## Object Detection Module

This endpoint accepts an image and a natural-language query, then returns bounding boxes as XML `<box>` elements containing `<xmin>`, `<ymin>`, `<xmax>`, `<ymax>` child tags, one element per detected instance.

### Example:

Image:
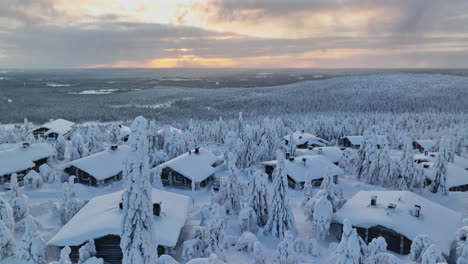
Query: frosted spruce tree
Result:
<box><xmin>70</xmin><ymin>133</ymin><xmax>86</xmax><ymax>161</ymax></box>
<box><xmin>455</xmin><ymin>219</ymin><xmax>468</xmax><ymax>264</ymax></box>
<box><xmin>247</xmin><ymin>170</ymin><xmax>269</xmax><ymax>226</ymax></box>
<box><xmin>302</xmin><ymin>176</ymin><xmax>313</xmax><ymax>205</ymax></box>
<box><xmin>207</xmin><ymin>203</ymin><xmax>225</xmax><ymax>255</ymax></box>
<box><xmin>147</xmin><ymin>120</ymin><xmax>159</xmax><ymax>154</ymax></box>
<box><xmin>431</xmin><ymin>136</ymin><xmax>450</xmax><ymax>194</ymax></box>
<box><xmin>378</xmin><ymin>145</ymin><xmax>394</xmax><ymax>186</ymax></box>
<box><xmin>274</xmin><ymin>231</ymin><xmax>299</xmax><ymax>264</ymax></box>
<box><xmin>0</xmin><ymin>219</ymin><xmax>15</xmax><ymax>259</ymax></box>
<box><xmin>10</xmin><ymin>193</ymin><xmax>30</xmax><ymax>222</ymax></box>
<box><xmin>242</xmin><ymin>125</ymin><xmax>258</xmax><ymax>168</ymax></box>
<box><xmin>421</xmin><ymin>245</ymin><xmax>446</xmax><ymax>264</ymax></box>
<box><xmin>109</xmin><ymin>122</ymin><xmax>121</xmax><ymax>144</ymax></box>
<box><xmin>39</xmin><ymin>164</ymin><xmax>52</xmax><ymax>184</ymax></box>
<box><xmin>16</xmin><ymin>215</ymin><xmax>45</xmax><ymax>264</ymax></box>
<box><xmin>0</xmin><ymin>197</ymin><xmax>14</xmax><ymax>231</ymax></box>
<box><xmin>265</xmin><ymin>150</ymin><xmax>296</xmax><ymax>238</ymax></box>
<box><xmin>120</xmin><ymin>116</ymin><xmax>156</xmax><ymax>264</ymax></box>
<box><xmin>222</xmin><ymin>152</ymin><xmax>242</xmax><ymax>215</ymax></box>
<box><xmin>311</xmin><ymin>195</ymin><xmax>333</xmax><ymax>240</ymax></box>
<box><xmin>78</xmin><ymin>239</ymin><xmax>97</xmax><ymax>264</ymax></box>
<box><xmin>399</xmin><ymin>139</ymin><xmax>417</xmax><ymax>191</ymax></box>
<box><xmin>9</xmin><ymin>173</ymin><xmax>19</xmax><ymax>198</ymax></box>
<box><xmin>56</xmin><ymin>134</ymin><xmax>66</xmax><ymax>161</ymax></box>
<box><xmin>61</xmin><ymin>176</ymin><xmax>84</xmax><ymax>224</ymax></box>
<box><xmin>50</xmin><ymin>246</ymin><xmax>72</xmax><ymax>264</ymax></box>
<box><xmin>336</xmin><ymin>219</ymin><xmax>368</xmax><ymax>264</ymax></box>
<box><xmin>410</xmin><ymin>235</ymin><xmax>433</xmax><ymax>263</ymax></box>
<box><xmin>253</xmin><ymin>241</ymin><xmax>267</xmax><ymax>264</ymax></box>
<box><xmin>87</xmin><ymin>126</ymin><xmax>103</xmax><ymax>155</ymax></box>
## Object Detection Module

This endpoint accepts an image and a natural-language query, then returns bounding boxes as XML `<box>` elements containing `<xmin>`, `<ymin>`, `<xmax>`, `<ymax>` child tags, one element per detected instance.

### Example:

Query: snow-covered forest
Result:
<box><xmin>0</xmin><ymin>73</ymin><xmax>468</xmax><ymax>264</ymax></box>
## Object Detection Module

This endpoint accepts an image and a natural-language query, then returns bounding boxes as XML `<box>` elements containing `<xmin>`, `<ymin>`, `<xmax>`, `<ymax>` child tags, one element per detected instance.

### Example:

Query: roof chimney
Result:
<box><xmin>371</xmin><ymin>195</ymin><xmax>377</xmax><ymax>206</ymax></box>
<box><xmin>153</xmin><ymin>202</ymin><xmax>161</xmax><ymax>216</ymax></box>
<box><xmin>302</xmin><ymin>157</ymin><xmax>307</xmax><ymax>166</ymax></box>
<box><xmin>301</xmin><ymin>129</ymin><xmax>305</xmax><ymax>133</ymax></box>
<box><xmin>288</xmin><ymin>157</ymin><xmax>295</xmax><ymax>162</ymax></box>
<box><xmin>414</xmin><ymin>205</ymin><xmax>421</xmax><ymax>218</ymax></box>
<box><xmin>387</xmin><ymin>203</ymin><xmax>396</xmax><ymax>209</ymax></box>
<box><xmin>189</xmin><ymin>150</ymin><xmax>191</xmax><ymax>155</ymax></box>
<box><xmin>298</xmin><ymin>136</ymin><xmax>302</xmax><ymax>140</ymax></box>
<box><xmin>308</xmin><ymin>146</ymin><xmax>313</xmax><ymax>150</ymax></box>
<box><xmin>194</xmin><ymin>147</ymin><xmax>200</xmax><ymax>154</ymax></box>
<box><xmin>22</xmin><ymin>142</ymin><xmax>30</xmax><ymax>148</ymax></box>
<box><xmin>110</xmin><ymin>145</ymin><xmax>118</xmax><ymax>151</ymax></box>
<box><xmin>424</xmin><ymin>150</ymin><xmax>428</xmax><ymax>156</ymax></box>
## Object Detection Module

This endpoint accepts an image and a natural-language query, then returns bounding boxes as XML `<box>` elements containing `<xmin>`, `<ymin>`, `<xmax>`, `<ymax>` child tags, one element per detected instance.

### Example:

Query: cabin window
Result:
<box><xmin>175</xmin><ymin>174</ymin><xmax>184</xmax><ymax>183</ymax></box>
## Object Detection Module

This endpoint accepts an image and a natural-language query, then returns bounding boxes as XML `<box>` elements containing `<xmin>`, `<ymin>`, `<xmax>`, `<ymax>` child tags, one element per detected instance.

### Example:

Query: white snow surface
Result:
<box><xmin>283</xmin><ymin>131</ymin><xmax>328</xmax><ymax>146</ymax></box>
<box><xmin>65</xmin><ymin>146</ymin><xmax>129</xmax><ymax>181</ymax></box>
<box><xmin>333</xmin><ymin>190</ymin><xmax>462</xmax><ymax>255</ymax></box>
<box><xmin>296</xmin><ymin>146</ymin><xmax>343</xmax><ymax>163</ymax></box>
<box><xmin>48</xmin><ymin>188</ymin><xmax>191</xmax><ymax>248</ymax></box>
<box><xmin>30</xmin><ymin>118</ymin><xmax>75</xmax><ymax>136</ymax></box>
<box><xmin>0</xmin><ymin>143</ymin><xmax>54</xmax><ymax>176</ymax></box>
<box><xmin>424</xmin><ymin>162</ymin><xmax>468</xmax><ymax>188</ymax></box>
<box><xmin>262</xmin><ymin>155</ymin><xmax>344</xmax><ymax>182</ymax></box>
<box><xmin>157</xmin><ymin>148</ymin><xmax>221</xmax><ymax>182</ymax></box>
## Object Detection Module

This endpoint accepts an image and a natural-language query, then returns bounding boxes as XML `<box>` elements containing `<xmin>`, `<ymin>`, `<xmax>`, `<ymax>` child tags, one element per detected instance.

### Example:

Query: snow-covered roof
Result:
<box><xmin>296</xmin><ymin>147</ymin><xmax>343</xmax><ymax>163</ymax></box>
<box><xmin>423</xmin><ymin>162</ymin><xmax>468</xmax><ymax>188</ymax></box>
<box><xmin>158</xmin><ymin>148</ymin><xmax>221</xmax><ymax>182</ymax></box>
<box><xmin>48</xmin><ymin>189</ymin><xmax>191</xmax><ymax>248</ymax></box>
<box><xmin>262</xmin><ymin>155</ymin><xmax>344</xmax><ymax>182</ymax></box>
<box><xmin>413</xmin><ymin>140</ymin><xmax>435</xmax><ymax>151</ymax></box>
<box><xmin>31</xmin><ymin>118</ymin><xmax>75</xmax><ymax>136</ymax></box>
<box><xmin>283</xmin><ymin>131</ymin><xmax>328</xmax><ymax>146</ymax></box>
<box><xmin>157</xmin><ymin>126</ymin><xmax>183</xmax><ymax>135</ymax></box>
<box><xmin>65</xmin><ymin>146</ymin><xmax>129</xmax><ymax>181</ymax></box>
<box><xmin>333</xmin><ymin>191</ymin><xmax>462</xmax><ymax>255</ymax></box>
<box><xmin>454</xmin><ymin>155</ymin><xmax>468</xmax><ymax>169</ymax></box>
<box><xmin>0</xmin><ymin>143</ymin><xmax>55</xmax><ymax>176</ymax></box>
<box><xmin>342</xmin><ymin>135</ymin><xmax>387</xmax><ymax>146</ymax></box>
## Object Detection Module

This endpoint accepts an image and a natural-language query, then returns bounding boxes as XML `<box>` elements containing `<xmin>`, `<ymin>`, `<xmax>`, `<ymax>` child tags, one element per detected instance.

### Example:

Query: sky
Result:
<box><xmin>1</xmin><ymin>0</ymin><xmax>468</xmax><ymax>68</ymax></box>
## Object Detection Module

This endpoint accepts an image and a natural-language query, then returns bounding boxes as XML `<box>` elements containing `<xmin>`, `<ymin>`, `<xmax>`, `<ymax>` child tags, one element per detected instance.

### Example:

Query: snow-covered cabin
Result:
<box><xmin>30</xmin><ymin>118</ymin><xmax>75</xmax><ymax>140</ymax></box>
<box><xmin>157</xmin><ymin>126</ymin><xmax>183</xmax><ymax>135</ymax></box>
<box><xmin>296</xmin><ymin>146</ymin><xmax>343</xmax><ymax>165</ymax></box>
<box><xmin>64</xmin><ymin>145</ymin><xmax>129</xmax><ymax>186</ymax></box>
<box><xmin>262</xmin><ymin>155</ymin><xmax>344</xmax><ymax>189</ymax></box>
<box><xmin>48</xmin><ymin>189</ymin><xmax>191</xmax><ymax>263</ymax></box>
<box><xmin>340</xmin><ymin>135</ymin><xmax>387</xmax><ymax>149</ymax></box>
<box><xmin>332</xmin><ymin>191</ymin><xmax>462</xmax><ymax>256</ymax></box>
<box><xmin>157</xmin><ymin>147</ymin><xmax>223</xmax><ymax>189</ymax></box>
<box><xmin>118</xmin><ymin>124</ymin><xmax>130</xmax><ymax>142</ymax></box>
<box><xmin>283</xmin><ymin>130</ymin><xmax>328</xmax><ymax>149</ymax></box>
<box><xmin>412</xmin><ymin>139</ymin><xmax>435</xmax><ymax>153</ymax></box>
<box><xmin>0</xmin><ymin>142</ymin><xmax>54</xmax><ymax>184</ymax></box>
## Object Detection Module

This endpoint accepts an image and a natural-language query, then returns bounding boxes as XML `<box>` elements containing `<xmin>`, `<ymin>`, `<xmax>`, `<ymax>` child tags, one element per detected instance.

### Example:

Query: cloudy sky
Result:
<box><xmin>1</xmin><ymin>0</ymin><xmax>468</xmax><ymax>68</ymax></box>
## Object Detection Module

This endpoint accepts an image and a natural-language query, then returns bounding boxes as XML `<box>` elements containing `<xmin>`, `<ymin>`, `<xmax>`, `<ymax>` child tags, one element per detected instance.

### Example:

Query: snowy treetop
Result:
<box><xmin>157</xmin><ymin>126</ymin><xmax>183</xmax><ymax>135</ymax></box>
<box><xmin>262</xmin><ymin>155</ymin><xmax>343</xmax><ymax>182</ymax></box>
<box><xmin>30</xmin><ymin>118</ymin><xmax>75</xmax><ymax>135</ymax></box>
<box><xmin>48</xmin><ymin>188</ymin><xmax>191</xmax><ymax>248</ymax></box>
<box><xmin>65</xmin><ymin>145</ymin><xmax>129</xmax><ymax>181</ymax></box>
<box><xmin>333</xmin><ymin>190</ymin><xmax>462</xmax><ymax>255</ymax></box>
<box><xmin>157</xmin><ymin>147</ymin><xmax>222</xmax><ymax>182</ymax></box>
<box><xmin>0</xmin><ymin>143</ymin><xmax>54</xmax><ymax>176</ymax></box>
<box><xmin>283</xmin><ymin>131</ymin><xmax>328</xmax><ymax>146</ymax></box>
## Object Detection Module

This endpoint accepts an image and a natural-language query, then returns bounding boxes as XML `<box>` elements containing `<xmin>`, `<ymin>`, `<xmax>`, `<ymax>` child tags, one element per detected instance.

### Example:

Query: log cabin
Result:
<box><xmin>30</xmin><ymin>118</ymin><xmax>75</xmax><ymax>140</ymax></box>
<box><xmin>412</xmin><ymin>140</ymin><xmax>435</xmax><ymax>153</ymax></box>
<box><xmin>283</xmin><ymin>130</ymin><xmax>328</xmax><ymax>149</ymax></box>
<box><xmin>340</xmin><ymin>135</ymin><xmax>387</xmax><ymax>149</ymax></box>
<box><xmin>48</xmin><ymin>189</ymin><xmax>191</xmax><ymax>264</ymax></box>
<box><xmin>332</xmin><ymin>191</ymin><xmax>462</xmax><ymax>258</ymax></box>
<box><xmin>262</xmin><ymin>154</ymin><xmax>343</xmax><ymax>189</ymax></box>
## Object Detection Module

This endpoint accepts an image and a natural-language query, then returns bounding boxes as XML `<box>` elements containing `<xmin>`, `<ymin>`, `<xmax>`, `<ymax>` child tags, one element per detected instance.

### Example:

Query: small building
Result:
<box><xmin>412</xmin><ymin>140</ymin><xmax>435</xmax><ymax>153</ymax></box>
<box><xmin>422</xmin><ymin>160</ymin><xmax>468</xmax><ymax>192</ymax></box>
<box><xmin>157</xmin><ymin>147</ymin><xmax>223</xmax><ymax>189</ymax></box>
<box><xmin>296</xmin><ymin>146</ymin><xmax>343</xmax><ymax>166</ymax></box>
<box><xmin>262</xmin><ymin>155</ymin><xmax>344</xmax><ymax>189</ymax></box>
<box><xmin>64</xmin><ymin>145</ymin><xmax>129</xmax><ymax>186</ymax></box>
<box><xmin>283</xmin><ymin>130</ymin><xmax>328</xmax><ymax>149</ymax></box>
<box><xmin>30</xmin><ymin>118</ymin><xmax>75</xmax><ymax>140</ymax></box>
<box><xmin>340</xmin><ymin>135</ymin><xmax>387</xmax><ymax>149</ymax></box>
<box><xmin>332</xmin><ymin>191</ymin><xmax>462</xmax><ymax>257</ymax></box>
<box><xmin>0</xmin><ymin>142</ymin><xmax>54</xmax><ymax>184</ymax></box>
<box><xmin>48</xmin><ymin>189</ymin><xmax>191</xmax><ymax>264</ymax></box>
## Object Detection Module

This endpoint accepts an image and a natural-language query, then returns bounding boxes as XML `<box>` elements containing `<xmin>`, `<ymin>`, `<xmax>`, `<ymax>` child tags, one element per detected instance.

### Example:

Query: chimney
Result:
<box><xmin>387</xmin><ymin>203</ymin><xmax>396</xmax><ymax>209</ymax></box>
<box><xmin>298</xmin><ymin>136</ymin><xmax>302</xmax><ymax>140</ymax></box>
<box><xmin>424</xmin><ymin>150</ymin><xmax>428</xmax><ymax>156</ymax></box>
<box><xmin>153</xmin><ymin>202</ymin><xmax>161</xmax><ymax>216</ymax></box>
<box><xmin>414</xmin><ymin>205</ymin><xmax>421</xmax><ymax>218</ymax></box>
<box><xmin>308</xmin><ymin>146</ymin><xmax>313</xmax><ymax>150</ymax></box>
<box><xmin>302</xmin><ymin>157</ymin><xmax>307</xmax><ymax>166</ymax></box>
<box><xmin>301</xmin><ymin>129</ymin><xmax>305</xmax><ymax>133</ymax></box>
<box><xmin>189</xmin><ymin>150</ymin><xmax>192</xmax><ymax>155</ymax></box>
<box><xmin>110</xmin><ymin>145</ymin><xmax>118</xmax><ymax>151</ymax></box>
<box><xmin>371</xmin><ymin>195</ymin><xmax>377</xmax><ymax>206</ymax></box>
<box><xmin>22</xmin><ymin>142</ymin><xmax>30</xmax><ymax>148</ymax></box>
<box><xmin>194</xmin><ymin>147</ymin><xmax>200</xmax><ymax>154</ymax></box>
<box><xmin>285</xmin><ymin>152</ymin><xmax>290</xmax><ymax>159</ymax></box>
<box><xmin>288</xmin><ymin>157</ymin><xmax>295</xmax><ymax>162</ymax></box>
<box><xmin>119</xmin><ymin>201</ymin><xmax>123</xmax><ymax>209</ymax></box>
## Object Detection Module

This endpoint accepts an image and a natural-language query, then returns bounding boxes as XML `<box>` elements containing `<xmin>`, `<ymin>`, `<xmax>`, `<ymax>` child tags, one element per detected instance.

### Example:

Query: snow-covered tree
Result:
<box><xmin>265</xmin><ymin>150</ymin><xmax>296</xmax><ymax>238</ymax></box>
<box><xmin>274</xmin><ymin>231</ymin><xmax>298</xmax><ymax>264</ymax></box>
<box><xmin>206</xmin><ymin>203</ymin><xmax>225</xmax><ymax>255</ymax></box>
<box><xmin>319</xmin><ymin>169</ymin><xmax>345</xmax><ymax>211</ymax></box>
<box><xmin>70</xmin><ymin>133</ymin><xmax>86</xmax><ymax>161</ymax></box>
<box><xmin>147</xmin><ymin>120</ymin><xmax>158</xmax><ymax>153</ymax></box>
<box><xmin>56</xmin><ymin>134</ymin><xmax>66</xmax><ymax>161</ymax></box>
<box><xmin>149</xmin><ymin>150</ymin><xmax>169</xmax><ymax>168</ymax></box>
<box><xmin>109</xmin><ymin>122</ymin><xmax>121</xmax><ymax>144</ymax></box>
<box><xmin>39</xmin><ymin>164</ymin><xmax>52</xmax><ymax>184</ymax></box>
<box><xmin>421</xmin><ymin>245</ymin><xmax>446</xmax><ymax>264</ymax></box>
<box><xmin>87</xmin><ymin>126</ymin><xmax>103</xmax><ymax>155</ymax></box>
<box><xmin>253</xmin><ymin>241</ymin><xmax>267</xmax><ymax>264</ymax></box>
<box><xmin>61</xmin><ymin>176</ymin><xmax>84</xmax><ymax>224</ymax></box>
<box><xmin>222</xmin><ymin>152</ymin><xmax>242</xmax><ymax>215</ymax></box>
<box><xmin>399</xmin><ymin>139</ymin><xmax>417</xmax><ymax>191</ymax></box>
<box><xmin>431</xmin><ymin>136</ymin><xmax>450</xmax><ymax>195</ymax></box>
<box><xmin>366</xmin><ymin>253</ymin><xmax>400</xmax><ymax>264</ymax></box>
<box><xmin>336</xmin><ymin>219</ymin><xmax>368</xmax><ymax>264</ymax></box>
<box><xmin>311</xmin><ymin>195</ymin><xmax>333</xmax><ymax>240</ymax></box>
<box><xmin>78</xmin><ymin>239</ymin><xmax>97</xmax><ymax>264</ymax></box>
<box><xmin>158</xmin><ymin>254</ymin><xmax>179</xmax><ymax>264</ymax></box>
<box><xmin>23</xmin><ymin>170</ymin><xmax>43</xmax><ymax>189</ymax></box>
<box><xmin>410</xmin><ymin>235</ymin><xmax>433</xmax><ymax>263</ymax></box>
<box><xmin>120</xmin><ymin>116</ymin><xmax>156</xmax><ymax>264</ymax></box>
<box><xmin>9</xmin><ymin>173</ymin><xmax>19</xmax><ymax>198</ymax></box>
<box><xmin>0</xmin><ymin>198</ymin><xmax>14</xmax><ymax>231</ymax></box>
<box><xmin>0</xmin><ymin>219</ymin><xmax>15</xmax><ymax>259</ymax></box>
<box><xmin>367</xmin><ymin>237</ymin><xmax>387</xmax><ymax>259</ymax></box>
<box><xmin>302</xmin><ymin>176</ymin><xmax>314</xmax><ymax>205</ymax></box>
<box><xmin>455</xmin><ymin>219</ymin><xmax>468</xmax><ymax>263</ymax></box>
<box><xmin>242</xmin><ymin>126</ymin><xmax>258</xmax><ymax>168</ymax></box>
<box><xmin>247</xmin><ymin>170</ymin><xmax>269</xmax><ymax>226</ymax></box>
<box><xmin>150</xmin><ymin>166</ymin><xmax>163</xmax><ymax>188</ymax></box>
<box><xmin>16</xmin><ymin>215</ymin><xmax>45</xmax><ymax>264</ymax></box>
<box><xmin>238</xmin><ymin>207</ymin><xmax>257</xmax><ymax>233</ymax></box>
<box><xmin>378</xmin><ymin>145</ymin><xmax>394</xmax><ymax>186</ymax></box>
<box><xmin>50</xmin><ymin>246</ymin><xmax>72</xmax><ymax>264</ymax></box>
<box><xmin>10</xmin><ymin>194</ymin><xmax>29</xmax><ymax>222</ymax></box>
<box><xmin>224</xmin><ymin>131</ymin><xmax>238</xmax><ymax>161</ymax></box>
